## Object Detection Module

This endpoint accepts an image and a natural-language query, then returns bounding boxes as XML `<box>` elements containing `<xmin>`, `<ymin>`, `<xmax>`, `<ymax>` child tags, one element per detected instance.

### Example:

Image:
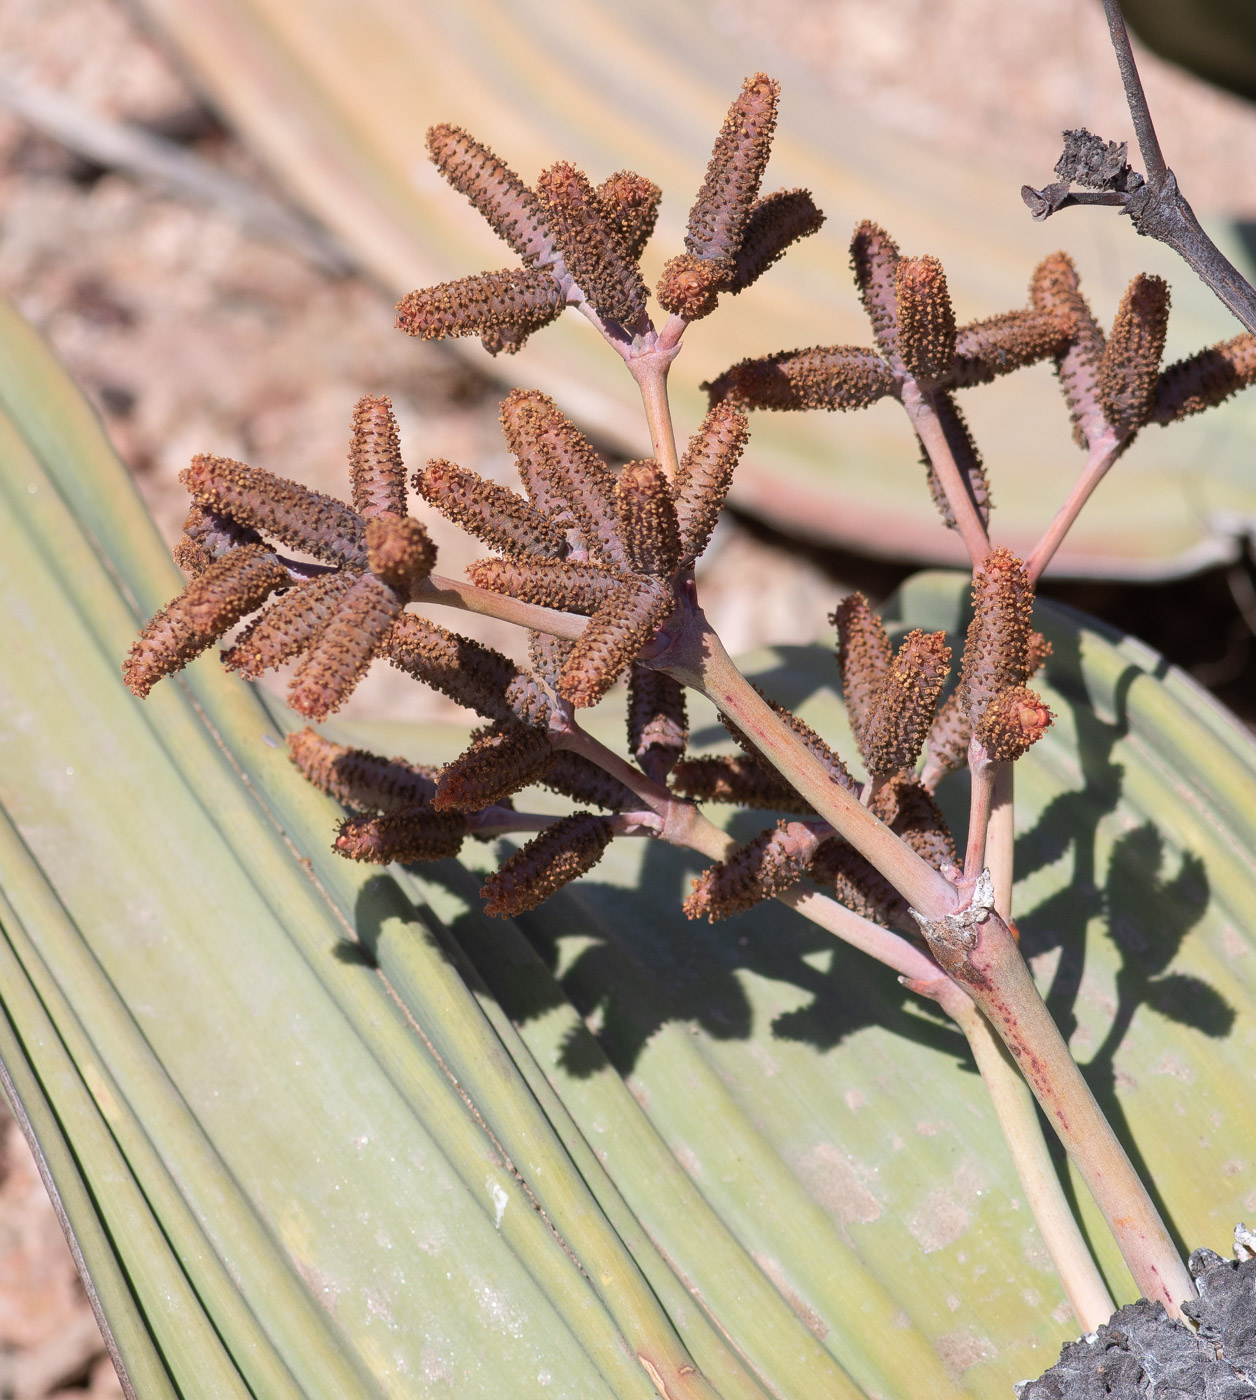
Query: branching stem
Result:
<box><xmin>552</xmin><ymin>720</ymin><xmax>1114</xmax><ymax>1327</ymax></box>
<box><xmin>1026</xmin><ymin>434</ymin><xmax>1124</xmax><ymax>585</ymax></box>
<box><xmin>950</xmin><ymin>742</ymin><xmax>1111</xmax><ymax>1322</ymax></box>
<box><xmin>779</xmin><ymin>887</ymin><xmax>946</xmax><ymax>986</ymax></box>
<box><xmin>964</xmin><ymin>741</ymin><xmax>997</xmax><ymax>889</ymax></box>
<box><xmin>654</xmin><ymin>604</ymin><xmax>960</xmax><ymax>919</ymax></box>
<box><xmin>1028</xmin><ymin>0</ymin><xmax>1256</xmax><ymax>335</ymax></box>
<box><xmin>949</xmin><ymin>996</ymin><xmax>1116</xmax><ymax>1329</ymax></box>
<box><xmin>899</xmin><ymin>382</ymin><xmax>990</xmax><ymax>566</ymax></box>
<box><xmin>632</xmin><ymin>355</ymin><xmax>684</xmax><ymax>483</ymax></box>
<box><xmin>548</xmin><ymin>722</ymin><xmax>704</xmax><ymax>848</ymax></box>
<box><xmin>410</xmin><ymin>573</ymin><xmax>589</xmax><ymax>639</ymax></box>
<box><xmin>986</xmin><ymin>762</ymin><xmax>1016</xmax><ymax>920</ymax></box>
<box><xmin>413</xmin><ymin>264</ymin><xmax>1183</xmax><ymax>1318</ymax></box>
<box><xmin>1150</xmin><ymin>195</ymin><xmax>1256</xmax><ymax>338</ymax></box>
<box><xmin>551</xmin><ymin>721</ymin><xmax>946</xmax><ymax>984</ymax></box>
<box><xmin>1100</xmin><ymin>0</ymin><xmax>1167</xmax><ymax>187</ymax></box>
<box><xmin>639</xmin><ymin>581</ymin><xmax>1170</xmax><ymax>1314</ymax></box>
<box><xmin>922</xmin><ymin>906</ymin><xmax>1194</xmax><ymax>1314</ymax></box>
<box><xmin>792</xmin><ymin>883</ymin><xmax>1114</xmax><ymax>1328</ymax></box>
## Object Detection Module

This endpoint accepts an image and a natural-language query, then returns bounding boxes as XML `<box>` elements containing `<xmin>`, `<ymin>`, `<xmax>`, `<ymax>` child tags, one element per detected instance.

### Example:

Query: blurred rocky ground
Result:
<box><xmin>712</xmin><ymin>0</ymin><xmax>1256</xmax><ymax>216</ymax></box>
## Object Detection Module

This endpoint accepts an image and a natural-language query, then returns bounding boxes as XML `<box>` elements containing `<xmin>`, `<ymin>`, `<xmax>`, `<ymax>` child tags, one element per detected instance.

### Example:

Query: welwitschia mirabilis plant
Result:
<box><xmin>118</xmin><ymin>42</ymin><xmax>1256</xmax><ymax>1353</ymax></box>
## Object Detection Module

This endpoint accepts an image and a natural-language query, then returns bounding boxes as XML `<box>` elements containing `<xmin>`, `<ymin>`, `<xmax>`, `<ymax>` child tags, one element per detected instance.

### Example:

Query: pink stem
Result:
<box><xmin>778</xmin><ymin>887</ymin><xmax>947</xmax><ymax>985</ymax></box>
<box><xmin>899</xmin><ymin>380</ymin><xmax>990</xmax><ymax>566</ymax></box>
<box><xmin>1026</xmin><ymin>434</ymin><xmax>1124</xmax><ymax>585</ymax></box>
<box><xmin>986</xmin><ymin>763</ymin><xmax>1016</xmax><ymax>918</ymax></box>
<box><xmin>410</xmin><ymin>574</ymin><xmax>588</xmax><ymax>639</ymax></box>
<box><xmin>554</xmin><ymin>712</ymin><xmax>1119</xmax><ymax>1323</ymax></box>
<box><xmin>963</xmin><ymin>741</ymin><xmax>997</xmax><ymax>883</ymax></box>
<box><xmin>630</xmin><ymin>349</ymin><xmax>685</xmax><ymax>484</ymax></box>
<box><xmin>922</xmin><ymin>907</ymin><xmax>1194</xmax><ymax>1315</ymax></box>
<box><xmin>652</xmin><ymin>611</ymin><xmax>1186</xmax><ymax>1308</ymax></box>
<box><xmin>468</xmin><ymin>807</ymin><xmax>662</xmax><ymax>839</ymax></box>
<box><xmin>947</xmin><ymin>995</ymin><xmax>1117</xmax><ymax>1329</ymax></box>
<box><xmin>568</xmin><ymin>286</ymin><xmax>641</xmax><ymax>363</ymax></box>
<box><xmin>659</xmin><ymin>612</ymin><xmax>959</xmax><ymax>920</ymax></box>
<box><xmin>551</xmin><ymin>724</ymin><xmax>669</xmax><ymax>813</ymax></box>
<box><xmin>655</xmin><ymin>314</ymin><xmax>687</xmax><ymax>353</ymax></box>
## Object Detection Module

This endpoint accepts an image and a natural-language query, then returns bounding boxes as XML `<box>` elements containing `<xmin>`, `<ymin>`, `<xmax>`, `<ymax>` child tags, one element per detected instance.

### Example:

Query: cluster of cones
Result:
<box><xmin>122</xmin><ymin>67</ymin><xmax>1256</xmax><ymax>926</ymax></box>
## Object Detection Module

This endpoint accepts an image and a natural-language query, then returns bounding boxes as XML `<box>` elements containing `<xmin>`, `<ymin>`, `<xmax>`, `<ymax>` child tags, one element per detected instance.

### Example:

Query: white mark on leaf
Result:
<box><xmin>487</xmin><ymin>1177</ymin><xmax>508</xmax><ymax>1229</ymax></box>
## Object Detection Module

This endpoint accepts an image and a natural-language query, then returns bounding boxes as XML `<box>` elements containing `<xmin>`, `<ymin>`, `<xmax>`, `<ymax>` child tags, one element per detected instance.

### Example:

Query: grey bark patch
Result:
<box><xmin>1015</xmin><ymin>1251</ymin><xmax>1256</xmax><ymax>1398</ymax></box>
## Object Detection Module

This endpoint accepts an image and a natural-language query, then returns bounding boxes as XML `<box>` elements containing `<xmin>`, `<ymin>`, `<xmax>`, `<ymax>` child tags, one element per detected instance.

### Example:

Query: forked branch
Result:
<box><xmin>1023</xmin><ymin>0</ymin><xmax>1256</xmax><ymax>336</ymax></box>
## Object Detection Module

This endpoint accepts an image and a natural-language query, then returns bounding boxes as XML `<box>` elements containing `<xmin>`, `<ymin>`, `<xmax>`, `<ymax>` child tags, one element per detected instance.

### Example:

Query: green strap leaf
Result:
<box><xmin>4</xmin><ymin>291</ymin><xmax>1256</xmax><ymax>1398</ymax></box>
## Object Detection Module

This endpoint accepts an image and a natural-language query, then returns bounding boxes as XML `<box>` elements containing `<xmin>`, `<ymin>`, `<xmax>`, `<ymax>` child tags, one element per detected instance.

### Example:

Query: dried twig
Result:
<box><xmin>1020</xmin><ymin>2</ymin><xmax>1256</xmax><ymax>336</ymax></box>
